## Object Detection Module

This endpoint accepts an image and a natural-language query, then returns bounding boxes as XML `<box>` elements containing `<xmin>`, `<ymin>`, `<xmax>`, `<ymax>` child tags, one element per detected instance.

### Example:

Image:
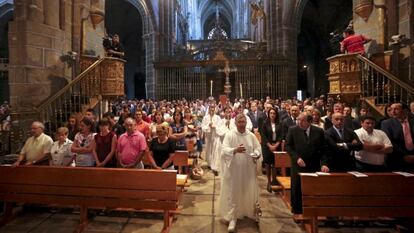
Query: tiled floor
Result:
<box><xmin>0</xmin><ymin>166</ymin><xmax>399</xmax><ymax>233</ymax></box>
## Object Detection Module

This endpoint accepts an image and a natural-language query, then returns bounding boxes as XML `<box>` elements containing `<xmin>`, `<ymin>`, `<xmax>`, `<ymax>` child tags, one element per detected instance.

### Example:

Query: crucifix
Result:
<box><xmin>218</xmin><ymin>60</ymin><xmax>237</xmax><ymax>96</ymax></box>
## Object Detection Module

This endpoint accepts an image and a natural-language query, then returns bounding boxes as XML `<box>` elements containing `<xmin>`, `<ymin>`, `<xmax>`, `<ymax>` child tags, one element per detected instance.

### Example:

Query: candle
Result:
<box><xmin>210</xmin><ymin>80</ymin><xmax>213</xmax><ymax>96</ymax></box>
<box><xmin>240</xmin><ymin>82</ymin><xmax>243</xmax><ymax>98</ymax></box>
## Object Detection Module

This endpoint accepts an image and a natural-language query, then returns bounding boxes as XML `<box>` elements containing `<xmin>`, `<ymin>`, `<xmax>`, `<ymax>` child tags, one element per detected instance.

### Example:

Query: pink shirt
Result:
<box><xmin>117</xmin><ymin>131</ymin><xmax>147</xmax><ymax>165</ymax></box>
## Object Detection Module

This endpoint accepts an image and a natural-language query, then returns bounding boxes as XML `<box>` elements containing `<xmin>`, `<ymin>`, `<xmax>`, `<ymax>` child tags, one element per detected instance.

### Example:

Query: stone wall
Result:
<box><xmin>353</xmin><ymin>0</ymin><xmax>413</xmax><ymax>84</ymax></box>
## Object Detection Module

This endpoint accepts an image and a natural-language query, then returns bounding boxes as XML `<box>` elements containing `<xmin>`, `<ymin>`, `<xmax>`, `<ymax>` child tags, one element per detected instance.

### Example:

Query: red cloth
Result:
<box><xmin>341</xmin><ymin>34</ymin><xmax>367</xmax><ymax>54</ymax></box>
<box><xmin>94</xmin><ymin>131</ymin><xmax>116</xmax><ymax>167</ymax></box>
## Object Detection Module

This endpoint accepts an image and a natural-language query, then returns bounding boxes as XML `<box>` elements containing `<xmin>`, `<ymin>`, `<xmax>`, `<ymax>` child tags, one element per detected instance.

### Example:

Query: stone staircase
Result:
<box><xmin>327</xmin><ymin>53</ymin><xmax>414</xmax><ymax>117</ymax></box>
<box><xmin>35</xmin><ymin>56</ymin><xmax>125</xmax><ymax>135</ymax></box>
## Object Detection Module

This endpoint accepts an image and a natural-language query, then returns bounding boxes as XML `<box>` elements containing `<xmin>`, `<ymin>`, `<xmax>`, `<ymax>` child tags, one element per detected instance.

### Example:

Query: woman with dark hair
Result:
<box><xmin>377</xmin><ymin>103</ymin><xmax>393</xmax><ymax>129</ymax></box>
<box><xmin>261</xmin><ymin>108</ymin><xmax>283</xmax><ymax>192</ymax></box>
<box><xmin>93</xmin><ymin>117</ymin><xmax>117</xmax><ymax>167</ymax></box>
<box><xmin>66</xmin><ymin>114</ymin><xmax>80</xmax><ymax>141</ymax></box>
<box><xmin>71</xmin><ymin>117</ymin><xmax>96</xmax><ymax>167</ymax></box>
<box><xmin>169</xmin><ymin>111</ymin><xmax>188</xmax><ymax>151</ymax></box>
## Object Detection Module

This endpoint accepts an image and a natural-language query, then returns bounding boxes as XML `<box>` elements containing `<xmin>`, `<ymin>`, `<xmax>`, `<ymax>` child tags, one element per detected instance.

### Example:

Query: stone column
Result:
<box><xmin>8</xmin><ymin>0</ymin><xmax>77</xmax><ymax>152</ymax></box>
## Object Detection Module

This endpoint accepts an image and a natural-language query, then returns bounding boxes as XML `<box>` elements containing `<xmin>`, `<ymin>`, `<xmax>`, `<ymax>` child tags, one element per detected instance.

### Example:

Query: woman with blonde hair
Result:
<box><xmin>148</xmin><ymin>124</ymin><xmax>176</xmax><ymax>169</ymax></box>
<box><xmin>50</xmin><ymin>127</ymin><xmax>74</xmax><ymax>166</ymax></box>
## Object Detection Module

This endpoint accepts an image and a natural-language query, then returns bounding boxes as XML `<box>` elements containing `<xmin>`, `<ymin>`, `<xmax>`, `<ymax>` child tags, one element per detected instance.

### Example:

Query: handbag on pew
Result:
<box><xmin>191</xmin><ymin>158</ymin><xmax>204</xmax><ymax>180</ymax></box>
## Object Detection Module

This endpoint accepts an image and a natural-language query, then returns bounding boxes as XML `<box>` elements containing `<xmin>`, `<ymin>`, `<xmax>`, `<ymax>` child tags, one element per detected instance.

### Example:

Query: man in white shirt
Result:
<box><xmin>13</xmin><ymin>121</ymin><xmax>53</xmax><ymax>166</ymax></box>
<box><xmin>354</xmin><ymin>115</ymin><xmax>393</xmax><ymax>172</ymax></box>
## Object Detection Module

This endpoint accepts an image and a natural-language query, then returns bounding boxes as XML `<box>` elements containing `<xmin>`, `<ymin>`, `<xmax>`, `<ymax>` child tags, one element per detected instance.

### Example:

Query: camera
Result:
<box><xmin>103</xmin><ymin>34</ymin><xmax>113</xmax><ymax>50</ymax></box>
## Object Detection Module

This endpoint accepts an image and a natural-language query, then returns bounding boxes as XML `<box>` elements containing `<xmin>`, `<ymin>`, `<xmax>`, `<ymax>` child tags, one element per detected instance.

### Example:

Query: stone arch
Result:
<box><xmin>199</xmin><ymin>0</ymin><xmax>234</xmax><ymax>39</ymax></box>
<box><xmin>115</xmin><ymin>0</ymin><xmax>157</xmax><ymax>98</ymax></box>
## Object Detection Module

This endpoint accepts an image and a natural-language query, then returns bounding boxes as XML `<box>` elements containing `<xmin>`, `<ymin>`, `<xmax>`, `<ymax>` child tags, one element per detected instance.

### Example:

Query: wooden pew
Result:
<box><xmin>273</xmin><ymin>151</ymin><xmax>291</xmax><ymax>208</ymax></box>
<box><xmin>300</xmin><ymin>172</ymin><xmax>414</xmax><ymax>233</ymax></box>
<box><xmin>173</xmin><ymin>150</ymin><xmax>191</xmax><ymax>174</ymax></box>
<box><xmin>0</xmin><ymin>166</ymin><xmax>179</xmax><ymax>233</ymax></box>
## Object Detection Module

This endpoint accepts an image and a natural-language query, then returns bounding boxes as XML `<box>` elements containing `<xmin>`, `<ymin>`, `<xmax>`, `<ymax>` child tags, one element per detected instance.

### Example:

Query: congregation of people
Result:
<box><xmin>9</xmin><ymin>95</ymin><xmax>414</xmax><ymax>232</ymax></box>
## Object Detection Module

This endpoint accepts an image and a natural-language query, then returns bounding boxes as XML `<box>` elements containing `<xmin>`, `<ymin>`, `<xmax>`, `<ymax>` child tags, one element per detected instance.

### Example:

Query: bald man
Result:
<box><xmin>13</xmin><ymin>121</ymin><xmax>53</xmax><ymax>166</ymax></box>
<box><xmin>325</xmin><ymin>113</ymin><xmax>363</xmax><ymax>172</ymax></box>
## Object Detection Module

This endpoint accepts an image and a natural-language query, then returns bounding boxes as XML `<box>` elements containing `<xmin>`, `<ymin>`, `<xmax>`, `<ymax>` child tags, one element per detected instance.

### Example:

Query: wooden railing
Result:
<box><xmin>35</xmin><ymin>57</ymin><xmax>125</xmax><ymax>135</ymax></box>
<box><xmin>358</xmin><ymin>54</ymin><xmax>414</xmax><ymax>107</ymax></box>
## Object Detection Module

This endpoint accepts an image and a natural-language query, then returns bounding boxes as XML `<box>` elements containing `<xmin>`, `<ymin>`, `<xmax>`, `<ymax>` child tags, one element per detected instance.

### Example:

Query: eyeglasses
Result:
<box><xmin>80</xmin><ymin>139</ymin><xmax>86</xmax><ymax>147</ymax></box>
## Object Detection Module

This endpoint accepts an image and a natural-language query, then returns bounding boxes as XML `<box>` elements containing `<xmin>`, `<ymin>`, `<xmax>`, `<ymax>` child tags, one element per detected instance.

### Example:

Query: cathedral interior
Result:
<box><xmin>0</xmin><ymin>0</ymin><xmax>413</xmax><ymax>232</ymax></box>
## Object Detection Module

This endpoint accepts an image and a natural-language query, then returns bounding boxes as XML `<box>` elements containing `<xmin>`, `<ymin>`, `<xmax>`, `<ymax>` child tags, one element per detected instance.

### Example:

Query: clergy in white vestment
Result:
<box><xmin>202</xmin><ymin>103</ymin><xmax>223</xmax><ymax>174</ymax></box>
<box><xmin>219</xmin><ymin>114</ymin><xmax>262</xmax><ymax>232</ymax></box>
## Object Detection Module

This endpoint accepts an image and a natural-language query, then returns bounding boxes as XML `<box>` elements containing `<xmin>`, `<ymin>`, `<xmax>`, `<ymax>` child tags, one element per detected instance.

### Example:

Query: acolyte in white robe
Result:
<box><xmin>202</xmin><ymin>114</ymin><xmax>223</xmax><ymax>171</ymax></box>
<box><xmin>218</xmin><ymin>129</ymin><xmax>262</xmax><ymax>222</ymax></box>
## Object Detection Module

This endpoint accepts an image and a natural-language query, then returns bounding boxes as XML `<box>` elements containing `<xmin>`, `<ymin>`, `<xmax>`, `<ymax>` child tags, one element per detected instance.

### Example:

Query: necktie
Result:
<box><xmin>304</xmin><ymin>130</ymin><xmax>309</xmax><ymax>141</ymax></box>
<box><xmin>402</xmin><ymin>120</ymin><xmax>414</xmax><ymax>151</ymax></box>
<box><xmin>339</xmin><ymin>129</ymin><xmax>344</xmax><ymax>140</ymax></box>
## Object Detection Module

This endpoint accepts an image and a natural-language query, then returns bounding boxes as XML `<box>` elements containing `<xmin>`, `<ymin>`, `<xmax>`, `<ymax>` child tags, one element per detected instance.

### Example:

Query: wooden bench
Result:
<box><xmin>273</xmin><ymin>151</ymin><xmax>291</xmax><ymax>208</ymax></box>
<box><xmin>0</xmin><ymin>166</ymin><xmax>179</xmax><ymax>233</ymax></box>
<box><xmin>300</xmin><ymin>172</ymin><xmax>414</xmax><ymax>233</ymax></box>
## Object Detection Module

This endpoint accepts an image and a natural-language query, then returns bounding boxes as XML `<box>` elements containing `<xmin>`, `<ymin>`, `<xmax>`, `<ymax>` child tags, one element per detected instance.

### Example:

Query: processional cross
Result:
<box><xmin>218</xmin><ymin>60</ymin><xmax>237</xmax><ymax>96</ymax></box>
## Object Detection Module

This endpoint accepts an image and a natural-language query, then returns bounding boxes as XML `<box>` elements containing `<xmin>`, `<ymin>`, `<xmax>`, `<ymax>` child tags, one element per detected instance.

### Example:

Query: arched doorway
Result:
<box><xmin>105</xmin><ymin>0</ymin><xmax>149</xmax><ymax>100</ymax></box>
<box><xmin>297</xmin><ymin>0</ymin><xmax>352</xmax><ymax>97</ymax></box>
<box><xmin>0</xmin><ymin>1</ymin><xmax>13</xmax><ymax>103</ymax></box>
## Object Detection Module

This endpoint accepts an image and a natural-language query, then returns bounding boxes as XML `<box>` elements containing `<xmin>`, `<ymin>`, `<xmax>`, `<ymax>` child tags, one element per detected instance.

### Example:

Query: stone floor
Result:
<box><xmin>0</xmin><ymin>167</ymin><xmax>399</xmax><ymax>233</ymax></box>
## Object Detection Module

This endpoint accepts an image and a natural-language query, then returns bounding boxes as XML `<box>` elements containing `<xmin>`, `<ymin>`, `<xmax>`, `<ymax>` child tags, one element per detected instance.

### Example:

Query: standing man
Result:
<box><xmin>286</xmin><ymin>113</ymin><xmax>329</xmax><ymax>220</ymax></box>
<box><xmin>281</xmin><ymin>104</ymin><xmax>300</xmax><ymax>140</ymax></box>
<box><xmin>117</xmin><ymin>118</ymin><xmax>147</xmax><ymax>168</ymax></box>
<box><xmin>13</xmin><ymin>121</ymin><xmax>53</xmax><ymax>166</ymax></box>
<box><xmin>104</xmin><ymin>34</ymin><xmax>125</xmax><ymax>58</ymax></box>
<box><xmin>381</xmin><ymin>103</ymin><xmax>414</xmax><ymax>171</ymax></box>
<box><xmin>340</xmin><ymin>28</ymin><xmax>371</xmax><ymax>55</ymax></box>
<box><xmin>325</xmin><ymin>112</ymin><xmax>363</xmax><ymax>172</ymax></box>
<box><xmin>202</xmin><ymin>103</ymin><xmax>223</xmax><ymax>175</ymax></box>
<box><xmin>354</xmin><ymin>115</ymin><xmax>393</xmax><ymax>172</ymax></box>
<box><xmin>219</xmin><ymin>114</ymin><xmax>262</xmax><ymax>232</ymax></box>
<box><xmin>248</xmin><ymin>101</ymin><xmax>265</xmax><ymax>132</ymax></box>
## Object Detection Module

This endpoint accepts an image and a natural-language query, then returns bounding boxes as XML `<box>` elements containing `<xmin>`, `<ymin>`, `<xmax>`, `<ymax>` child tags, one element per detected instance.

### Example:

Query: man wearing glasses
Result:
<box><xmin>13</xmin><ymin>121</ymin><xmax>53</xmax><ymax>166</ymax></box>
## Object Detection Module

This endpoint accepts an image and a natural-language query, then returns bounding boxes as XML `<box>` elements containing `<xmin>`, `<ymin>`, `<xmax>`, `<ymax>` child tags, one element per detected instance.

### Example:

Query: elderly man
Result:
<box><xmin>117</xmin><ymin>118</ymin><xmax>147</xmax><ymax>168</ymax></box>
<box><xmin>354</xmin><ymin>115</ymin><xmax>393</xmax><ymax>172</ymax></box>
<box><xmin>286</xmin><ymin>112</ymin><xmax>329</xmax><ymax>220</ymax></box>
<box><xmin>219</xmin><ymin>114</ymin><xmax>262</xmax><ymax>232</ymax></box>
<box><xmin>13</xmin><ymin>121</ymin><xmax>53</xmax><ymax>166</ymax></box>
<box><xmin>325</xmin><ymin>112</ymin><xmax>363</xmax><ymax>172</ymax></box>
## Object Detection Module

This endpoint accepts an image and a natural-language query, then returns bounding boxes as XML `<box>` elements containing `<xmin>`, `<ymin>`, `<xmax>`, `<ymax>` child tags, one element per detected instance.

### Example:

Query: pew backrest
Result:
<box><xmin>300</xmin><ymin>173</ymin><xmax>414</xmax><ymax>217</ymax></box>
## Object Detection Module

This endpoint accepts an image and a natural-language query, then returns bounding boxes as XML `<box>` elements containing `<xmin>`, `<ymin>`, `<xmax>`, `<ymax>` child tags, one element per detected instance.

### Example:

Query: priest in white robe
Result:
<box><xmin>202</xmin><ymin>103</ymin><xmax>223</xmax><ymax>174</ymax></box>
<box><xmin>218</xmin><ymin>114</ymin><xmax>262</xmax><ymax>232</ymax></box>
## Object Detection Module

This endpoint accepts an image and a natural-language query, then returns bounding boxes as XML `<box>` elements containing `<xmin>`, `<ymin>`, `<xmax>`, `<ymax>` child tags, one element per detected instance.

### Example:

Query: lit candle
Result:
<box><xmin>240</xmin><ymin>82</ymin><xmax>243</xmax><ymax>98</ymax></box>
<box><xmin>210</xmin><ymin>80</ymin><xmax>213</xmax><ymax>96</ymax></box>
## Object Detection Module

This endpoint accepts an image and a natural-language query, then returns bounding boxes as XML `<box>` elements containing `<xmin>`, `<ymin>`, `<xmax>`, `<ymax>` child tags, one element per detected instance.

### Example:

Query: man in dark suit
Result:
<box><xmin>248</xmin><ymin>101</ymin><xmax>265</xmax><ymax>132</ymax></box>
<box><xmin>282</xmin><ymin>104</ymin><xmax>300</xmax><ymax>140</ymax></box>
<box><xmin>324</xmin><ymin>103</ymin><xmax>353</xmax><ymax>130</ymax></box>
<box><xmin>315</xmin><ymin>99</ymin><xmax>326</xmax><ymax>117</ymax></box>
<box><xmin>278</xmin><ymin>102</ymin><xmax>290</xmax><ymax>123</ymax></box>
<box><xmin>286</xmin><ymin>112</ymin><xmax>329</xmax><ymax>219</ymax></box>
<box><xmin>381</xmin><ymin>103</ymin><xmax>414</xmax><ymax>171</ymax></box>
<box><xmin>325</xmin><ymin>113</ymin><xmax>363</xmax><ymax>172</ymax></box>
